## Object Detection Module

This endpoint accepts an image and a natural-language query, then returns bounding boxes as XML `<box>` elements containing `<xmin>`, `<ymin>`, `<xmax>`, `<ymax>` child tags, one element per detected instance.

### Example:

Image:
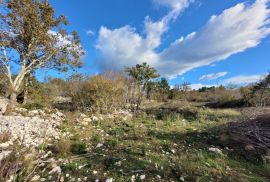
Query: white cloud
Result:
<box><xmin>159</xmin><ymin>0</ymin><xmax>270</xmax><ymax>76</ymax></box>
<box><xmin>86</xmin><ymin>30</ymin><xmax>95</xmax><ymax>36</ymax></box>
<box><xmin>96</xmin><ymin>26</ymin><xmax>159</xmax><ymax>71</ymax></box>
<box><xmin>153</xmin><ymin>0</ymin><xmax>194</xmax><ymax>20</ymax></box>
<box><xmin>96</xmin><ymin>0</ymin><xmax>270</xmax><ymax>77</ymax></box>
<box><xmin>190</xmin><ymin>83</ymin><xmax>217</xmax><ymax>90</ymax></box>
<box><xmin>95</xmin><ymin>0</ymin><xmax>187</xmax><ymax>71</ymax></box>
<box><xmin>224</xmin><ymin>74</ymin><xmax>265</xmax><ymax>85</ymax></box>
<box><xmin>199</xmin><ymin>72</ymin><xmax>227</xmax><ymax>80</ymax></box>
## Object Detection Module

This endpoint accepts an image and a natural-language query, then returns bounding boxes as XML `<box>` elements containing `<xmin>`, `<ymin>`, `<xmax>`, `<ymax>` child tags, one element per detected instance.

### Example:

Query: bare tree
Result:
<box><xmin>0</xmin><ymin>0</ymin><xmax>84</xmax><ymax>114</ymax></box>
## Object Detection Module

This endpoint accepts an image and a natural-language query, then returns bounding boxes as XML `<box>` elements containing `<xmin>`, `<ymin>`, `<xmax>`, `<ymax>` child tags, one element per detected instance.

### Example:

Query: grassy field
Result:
<box><xmin>42</xmin><ymin>105</ymin><xmax>270</xmax><ymax>182</ymax></box>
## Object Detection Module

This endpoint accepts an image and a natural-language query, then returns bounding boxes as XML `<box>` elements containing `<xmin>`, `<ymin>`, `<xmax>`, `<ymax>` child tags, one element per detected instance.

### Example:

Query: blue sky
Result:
<box><xmin>47</xmin><ymin>0</ymin><xmax>270</xmax><ymax>89</ymax></box>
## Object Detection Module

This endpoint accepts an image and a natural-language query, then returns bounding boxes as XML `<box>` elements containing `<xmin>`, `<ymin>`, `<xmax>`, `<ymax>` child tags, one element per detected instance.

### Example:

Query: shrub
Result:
<box><xmin>155</xmin><ymin>111</ymin><xmax>182</xmax><ymax>122</ymax></box>
<box><xmin>0</xmin><ymin>131</ymin><xmax>11</xmax><ymax>143</ymax></box>
<box><xmin>70</xmin><ymin>143</ymin><xmax>87</xmax><ymax>155</ymax></box>
<box><xmin>23</xmin><ymin>79</ymin><xmax>53</xmax><ymax>109</ymax></box>
<box><xmin>71</xmin><ymin>72</ymin><xmax>126</xmax><ymax>113</ymax></box>
<box><xmin>0</xmin><ymin>73</ymin><xmax>9</xmax><ymax>96</ymax></box>
<box><xmin>22</xmin><ymin>102</ymin><xmax>44</xmax><ymax>110</ymax></box>
<box><xmin>50</xmin><ymin>138</ymin><xmax>71</xmax><ymax>156</ymax></box>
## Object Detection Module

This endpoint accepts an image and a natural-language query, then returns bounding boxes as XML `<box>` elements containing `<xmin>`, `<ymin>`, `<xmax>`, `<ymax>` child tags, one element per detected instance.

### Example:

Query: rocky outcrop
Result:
<box><xmin>0</xmin><ymin>109</ymin><xmax>65</xmax><ymax>148</ymax></box>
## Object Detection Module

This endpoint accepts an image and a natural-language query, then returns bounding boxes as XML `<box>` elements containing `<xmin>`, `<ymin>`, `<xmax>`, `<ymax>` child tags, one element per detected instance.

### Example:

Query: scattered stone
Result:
<box><xmin>180</xmin><ymin>176</ymin><xmax>185</xmax><ymax>181</ymax></box>
<box><xmin>114</xmin><ymin>161</ymin><xmax>122</xmax><ymax>166</ymax></box>
<box><xmin>96</xmin><ymin>143</ymin><xmax>103</xmax><ymax>148</ymax></box>
<box><xmin>0</xmin><ymin>142</ymin><xmax>12</xmax><ymax>149</ymax></box>
<box><xmin>0</xmin><ymin>150</ymin><xmax>12</xmax><ymax>162</ymax></box>
<box><xmin>78</xmin><ymin>165</ymin><xmax>86</xmax><ymax>169</ymax></box>
<box><xmin>131</xmin><ymin>175</ymin><xmax>136</xmax><ymax>182</ymax></box>
<box><xmin>83</xmin><ymin>117</ymin><xmax>92</xmax><ymax>123</ymax></box>
<box><xmin>105</xmin><ymin>178</ymin><xmax>113</xmax><ymax>182</ymax></box>
<box><xmin>140</xmin><ymin>175</ymin><xmax>146</xmax><ymax>180</ymax></box>
<box><xmin>170</xmin><ymin>149</ymin><xmax>176</xmax><ymax>154</ymax></box>
<box><xmin>209</xmin><ymin>147</ymin><xmax>223</xmax><ymax>155</ymax></box>
<box><xmin>92</xmin><ymin>116</ymin><xmax>99</xmax><ymax>121</ymax></box>
<box><xmin>0</xmin><ymin>111</ymin><xmax>62</xmax><ymax>148</ymax></box>
<box><xmin>54</xmin><ymin>96</ymin><xmax>72</xmax><ymax>104</ymax></box>
<box><xmin>31</xmin><ymin>175</ymin><xmax>40</xmax><ymax>181</ymax></box>
<box><xmin>49</xmin><ymin>165</ymin><xmax>61</xmax><ymax>174</ymax></box>
<box><xmin>15</xmin><ymin>107</ymin><xmax>28</xmax><ymax>114</ymax></box>
<box><xmin>60</xmin><ymin>176</ymin><xmax>64</xmax><ymax>182</ymax></box>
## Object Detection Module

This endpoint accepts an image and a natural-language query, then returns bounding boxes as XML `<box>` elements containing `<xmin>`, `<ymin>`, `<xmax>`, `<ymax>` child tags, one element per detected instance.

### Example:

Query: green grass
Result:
<box><xmin>39</xmin><ymin>108</ymin><xmax>269</xmax><ymax>182</ymax></box>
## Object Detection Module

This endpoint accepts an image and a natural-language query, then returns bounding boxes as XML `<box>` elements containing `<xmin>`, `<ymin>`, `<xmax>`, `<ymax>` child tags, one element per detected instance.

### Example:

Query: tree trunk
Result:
<box><xmin>23</xmin><ymin>88</ymin><xmax>28</xmax><ymax>104</ymax></box>
<box><xmin>23</xmin><ymin>77</ymin><xmax>29</xmax><ymax>105</ymax></box>
<box><xmin>3</xmin><ymin>92</ymin><xmax>17</xmax><ymax>115</ymax></box>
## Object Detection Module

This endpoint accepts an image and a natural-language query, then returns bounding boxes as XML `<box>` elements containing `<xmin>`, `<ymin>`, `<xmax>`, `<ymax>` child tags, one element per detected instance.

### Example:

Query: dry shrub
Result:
<box><xmin>0</xmin><ymin>131</ymin><xmax>11</xmax><ymax>143</ymax></box>
<box><xmin>71</xmin><ymin>72</ymin><xmax>127</xmax><ymax>113</ymax></box>
<box><xmin>22</xmin><ymin>79</ymin><xmax>54</xmax><ymax>109</ymax></box>
<box><xmin>0</xmin><ymin>148</ymin><xmax>37</xmax><ymax>181</ymax></box>
<box><xmin>50</xmin><ymin>138</ymin><xmax>72</xmax><ymax>156</ymax></box>
<box><xmin>0</xmin><ymin>73</ymin><xmax>9</xmax><ymax>97</ymax></box>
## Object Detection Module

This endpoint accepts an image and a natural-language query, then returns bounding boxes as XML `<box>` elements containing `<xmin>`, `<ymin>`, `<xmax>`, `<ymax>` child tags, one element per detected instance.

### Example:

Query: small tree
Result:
<box><xmin>158</xmin><ymin>77</ymin><xmax>170</xmax><ymax>101</ymax></box>
<box><xmin>252</xmin><ymin>73</ymin><xmax>270</xmax><ymax>107</ymax></box>
<box><xmin>240</xmin><ymin>86</ymin><xmax>253</xmax><ymax>106</ymax></box>
<box><xmin>168</xmin><ymin>84</ymin><xmax>181</xmax><ymax>100</ymax></box>
<box><xmin>145</xmin><ymin>80</ymin><xmax>158</xmax><ymax>100</ymax></box>
<box><xmin>0</xmin><ymin>0</ymin><xmax>84</xmax><ymax>114</ymax></box>
<box><xmin>125</xmin><ymin>62</ymin><xmax>159</xmax><ymax>110</ymax></box>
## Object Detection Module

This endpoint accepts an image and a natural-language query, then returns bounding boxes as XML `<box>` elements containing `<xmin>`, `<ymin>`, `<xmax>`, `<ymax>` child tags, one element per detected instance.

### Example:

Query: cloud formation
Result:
<box><xmin>95</xmin><ymin>0</ymin><xmax>191</xmax><ymax>71</ymax></box>
<box><xmin>224</xmin><ymin>74</ymin><xmax>265</xmax><ymax>84</ymax></box>
<box><xmin>199</xmin><ymin>72</ymin><xmax>227</xmax><ymax>80</ymax></box>
<box><xmin>96</xmin><ymin>0</ymin><xmax>270</xmax><ymax>77</ymax></box>
<box><xmin>86</xmin><ymin>30</ymin><xmax>95</xmax><ymax>37</ymax></box>
<box><xmin>153</xmin><ymin>0</ymin><xmax>194</xmax><ymax>20</ymax></box>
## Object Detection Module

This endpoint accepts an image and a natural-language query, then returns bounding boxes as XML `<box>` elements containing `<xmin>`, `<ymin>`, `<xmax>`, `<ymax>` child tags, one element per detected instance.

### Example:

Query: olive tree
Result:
<box><xmin>0</xmin><ymin>0</ymin><xmax>84</xmax><ymax>114</ymax></box>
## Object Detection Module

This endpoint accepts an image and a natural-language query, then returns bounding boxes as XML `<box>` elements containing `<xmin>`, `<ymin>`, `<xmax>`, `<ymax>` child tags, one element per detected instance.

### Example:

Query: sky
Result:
<box><xmin>47</xmin><ymin>0</ymin><xmax>270</xmax><ymax>89</ymax></box>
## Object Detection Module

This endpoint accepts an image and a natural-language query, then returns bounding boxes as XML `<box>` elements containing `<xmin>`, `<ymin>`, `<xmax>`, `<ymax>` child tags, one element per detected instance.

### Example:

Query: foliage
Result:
<box><xmin>0</xmin><ymin>0</ymin><xmax>83</xmax><ymax>114</ymax></box>
<box><xmin>0</xmin><ymin>72</ymin><xmax>9</xmax><ymax>96</ymax></box>
<box><xmin>157</xmin><ymin>78</ymin><xmax>170</xmax><ymax>101</ymax></box>
<box><xmin>71</xmin><ymin>72</ymin><xmax>126</xmax><ymax>113</ymax></box>
<box><xmin>125</xmin><ymin>62</ymin><xmax>159</xmax><ymax>110</ymax></box>
<box><xmin>252</xmin><ymin>73</ymin><xmax>270</xmax><ymax>106</ymax></box>
<box><xmin>70</xmin><ymin>143</ymin><xmax>87</xmax><ymax>155</ymax></box>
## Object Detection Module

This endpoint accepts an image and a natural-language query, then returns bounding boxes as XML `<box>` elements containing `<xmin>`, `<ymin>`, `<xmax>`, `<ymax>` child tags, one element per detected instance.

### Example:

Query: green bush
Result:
<box><xmin>22</xmin><ymin>102</ymin><xmax>44</xmax><ymax>110</ymax></box>
<box><xmin>156</xmin><ymin>111</ymin><xmax>182</xmax><ymax>122</ymax></box>
<box><xmin>70</xmin><ymin>143</ymin><xmax>87</xmax><ymax>155</ymax></box>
